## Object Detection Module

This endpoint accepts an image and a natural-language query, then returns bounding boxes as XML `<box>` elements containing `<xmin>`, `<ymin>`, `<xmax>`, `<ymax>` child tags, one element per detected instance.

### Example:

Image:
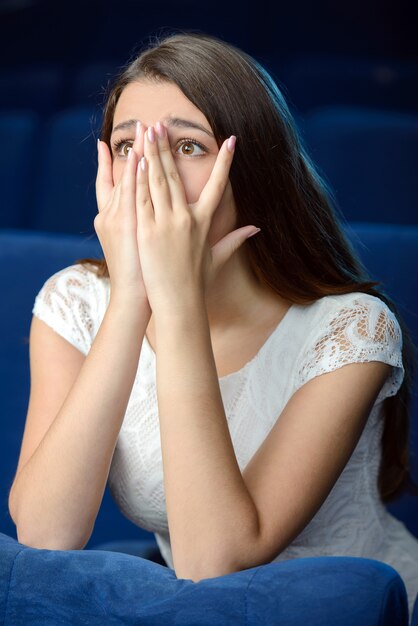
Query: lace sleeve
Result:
<box><xmin>32</xmin><ymin>263</ymin><xmax>105</xmax><ymax>356</ymax></box>
<box><xmin>295</xmin><ymin>294</ymin><xmax>405</xmax><ymax>404</ymax></box>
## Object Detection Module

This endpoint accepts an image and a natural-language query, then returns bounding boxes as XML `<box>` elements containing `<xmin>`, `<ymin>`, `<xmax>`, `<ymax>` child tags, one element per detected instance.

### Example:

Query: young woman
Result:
<box><xmin>8</xmin><ymin>31</ymin><xmax>418</xmax><ymax>620</ymax></box>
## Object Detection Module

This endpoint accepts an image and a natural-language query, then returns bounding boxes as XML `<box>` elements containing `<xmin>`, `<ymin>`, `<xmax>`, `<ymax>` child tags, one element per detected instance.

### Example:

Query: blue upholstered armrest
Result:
<box><xmin>0</xmin><ymin>532</ymin><xmax>409</xmax><ymax>625</ymax></box>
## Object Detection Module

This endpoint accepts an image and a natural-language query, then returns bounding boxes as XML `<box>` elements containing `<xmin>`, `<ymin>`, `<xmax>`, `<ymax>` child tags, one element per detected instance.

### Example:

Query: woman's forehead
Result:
<box><xmin>113</xmin><ymin>80</ymin><xmax>209</xmax><ymax>130</ymax></box>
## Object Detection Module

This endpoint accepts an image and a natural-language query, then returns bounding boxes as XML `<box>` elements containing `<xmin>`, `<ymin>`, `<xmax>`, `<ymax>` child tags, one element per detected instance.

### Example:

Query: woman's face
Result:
<box><xmin>110</xmin><ymin>79</ymin><xmax>237</xmax><ymax>246</ymax></box>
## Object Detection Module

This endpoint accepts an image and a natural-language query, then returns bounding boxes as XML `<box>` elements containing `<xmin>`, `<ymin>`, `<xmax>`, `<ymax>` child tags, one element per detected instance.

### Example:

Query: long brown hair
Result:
<box><xmin>77</xmin><ymin>30</ymin><xmax>417</xmax><ymax>504</ymax></box>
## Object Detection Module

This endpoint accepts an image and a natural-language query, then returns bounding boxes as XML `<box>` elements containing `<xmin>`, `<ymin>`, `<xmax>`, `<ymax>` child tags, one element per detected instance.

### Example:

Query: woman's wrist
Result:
<box><xmin>109</xmin><ymin>290</ymin><xmax>152</xmax><ymax>316</ymax></box>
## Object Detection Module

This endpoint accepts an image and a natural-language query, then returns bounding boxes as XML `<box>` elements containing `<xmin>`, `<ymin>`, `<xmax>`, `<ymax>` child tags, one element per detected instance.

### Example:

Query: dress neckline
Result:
<box><xmin>142</xmin><ymin>302</ymin><xmax>297</xmax><ymax>381</ymax></box>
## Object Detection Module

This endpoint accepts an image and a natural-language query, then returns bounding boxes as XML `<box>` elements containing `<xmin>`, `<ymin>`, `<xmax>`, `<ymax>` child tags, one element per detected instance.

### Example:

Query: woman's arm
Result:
<box><xmin>154</xmin><ymin>297</ymin><xmax>259</xmax><ymax>580</ymax></box>
<box><xmin>9</xmin><ymin>294</ymin><xmax>151</xmax><ymax>550</ymax></box>
<box><xmin>154</xmin><ymin>298</ymin><xmax>393</xmax><ymax>583</ymax></box>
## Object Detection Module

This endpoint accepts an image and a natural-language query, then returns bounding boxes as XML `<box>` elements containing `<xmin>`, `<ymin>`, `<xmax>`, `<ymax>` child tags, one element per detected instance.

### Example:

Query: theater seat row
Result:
<box><xmin>2</xmin><ymin>56</ymin><xmax>418</xmax><ymax>117</ymax></box>
<box><xmin>0</xmin><ymin>105</ymin><xmax>417</xmax><ymax>234</ymax></box>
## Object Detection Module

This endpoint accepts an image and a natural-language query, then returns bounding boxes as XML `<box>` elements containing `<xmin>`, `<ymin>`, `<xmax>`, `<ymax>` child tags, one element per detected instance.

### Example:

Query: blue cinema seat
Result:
<box><xmin>68</xmin><ymin>61</ymin><xmax>126</xmax><ymax>108</ymax></box>
<box><xmin>0</xmin><ymin>112</ymin><xmax>41</xmax><ymax>230</ymax></box>
<box><xmin>0</xmin><ymin>531</ymin><xmax>410</xmax><ymax>626</ymax></box>
<box><xmin>278</xmin><ymin>55</ymin><xmax>418</xmax><ymax>115</ymax></box>
<box><xmin>30</xmin><ymin>106</ymin><xmax>101</xmax><ymax>235</ymax></box>
<box><xmin>0</xmin><ymin>224</ymin><xmax>417</xmax><ymax>623</ymax></box>
<box><xmin>303</xmin><ymin>107</ymin><xmax>418</xmax><ymax>225</ymax></box>
<box><xmin>0</xmin><ymin>65</ymin><xmax>65</xmax><ymax>118</ymax></box>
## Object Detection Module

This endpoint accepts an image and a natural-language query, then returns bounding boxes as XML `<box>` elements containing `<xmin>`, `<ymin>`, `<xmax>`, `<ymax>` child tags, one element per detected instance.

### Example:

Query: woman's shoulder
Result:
<box><xmin>321</xmin><ymin>291</ymin><xmax>401</xmax><ymax>337</ymax></box>
<box><xmin>293</xmin><ymin>290</ymin><xmax>404</xmax><ymax>401</ymax></box>
<box><xmin>32</xmin><ymin>262</ymin><xmax>110</xmax><ymax>355</ymax></box>
<box><xmin>299</xmin><ymin>291</ymin><xmax>399</xmax><ymax>329</ymax></box>
<box><xmin>325</xmin><ymin>290</ymin><xmax>391</xmax><ymax>309</ymax></box>
<box><xmin>295</xmin><ymin>290</ymin><xmax>402</xmax><ymax>355</ymax></box>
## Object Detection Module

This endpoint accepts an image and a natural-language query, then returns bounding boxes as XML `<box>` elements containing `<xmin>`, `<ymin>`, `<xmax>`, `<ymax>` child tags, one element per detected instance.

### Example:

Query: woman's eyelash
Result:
<box><xmin>112</xmin><ymin>138</ymin><xmax>132</xmax><ymax>155</ymax></box>
<box><xmin>112</xmin><ymin>136</ymin><xmax>208</xmax><ymax>156</ymax></box>
<box><xmin>175</xmin><ymin>137</ymin><xmax>208</xmax><ymax>156</ymax></box>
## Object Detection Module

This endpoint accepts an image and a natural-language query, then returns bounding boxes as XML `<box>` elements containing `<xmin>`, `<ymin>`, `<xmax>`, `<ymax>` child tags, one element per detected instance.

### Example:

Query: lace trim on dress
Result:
<box><xmin>31</xmin><ymin>263</ymin><xmax>102</xmax><ymax>356</ymax></box>
<box><xmin>296</xmin><ymin>295</ymin><xmax>404</xmax><ymax>404</ymax></box>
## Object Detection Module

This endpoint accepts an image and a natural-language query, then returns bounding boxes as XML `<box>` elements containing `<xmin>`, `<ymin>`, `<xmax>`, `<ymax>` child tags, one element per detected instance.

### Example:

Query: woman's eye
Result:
<box><xmin>113</xmin><ymin>140</ymin><xmax>133</xmax><ymax>158</ymax></box>
<box><xmin>175</xmin><ymin>139</ymin><xmax>207</xmax><ymax>157</ymax></box>
<box><xmin>112</xmin><ymin>137</ymin><xmax>207</xmax><ymax>159</ymax></box>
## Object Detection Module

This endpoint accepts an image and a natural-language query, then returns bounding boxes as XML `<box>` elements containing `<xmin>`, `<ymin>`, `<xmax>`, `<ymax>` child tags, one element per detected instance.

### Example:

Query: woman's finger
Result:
<box><xmin>132</xmin><ymin>122</ymin><xmax>153</xmax><ymax>222</ymax></box>
<box><xmin>196</xmin><ymin>136</ymin><xmax>236</xmax><ymax>219</ymax></box>
<box><xmin>96</xmin><ymin>139</ymin><xmax>115</xmax><ymax>212</ymax></box>
<box><xmin>131</xmin><ymin>120</ymin><xmax>146</xmax><ymax>161</ymax></box>
<box><xmin>144</xmin><ymin>125</ymin><xmax>172</xmax><ymax>217</ymax></box>
<box><xmin>136</xmin><ymin>154</ymin><xmax>153</xmax><ymax>224</ymax></box>
<box><xmin>155</xmin><ymin>121</ymin><xmax>188</xmax><ymax>211</ymax></box>
<box><xmin>118</xmin><ymin>132</ymin><xmax>139</xmax><ymax>212</ymax></box>
<box><xmin>109</xmin><ymin>122</ymin><xmax>144</xmax><ymax>213</ymax></box>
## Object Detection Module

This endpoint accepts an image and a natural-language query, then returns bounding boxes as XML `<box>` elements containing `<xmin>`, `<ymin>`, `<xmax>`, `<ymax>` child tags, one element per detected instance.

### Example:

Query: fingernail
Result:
<box><xmin>156</xmin><ymin>121</ymin><xmax>166</xmax><ymax>139</ymax></box>
<box><xmin>136</xmin><ymin>121</ymin><xmax>141</xmax><ymax>138</ymax></box>
<box><xmin>128</xmin><ymin>146</ymin><xmax>134</xmax><ymax>160</ymax></box>
<box><xmin>140</xmin><ymin>156</ymin><xmax>147</xmax><ymax>172</ymax></box>
<box><xmin>246</xmin><ymin>228</ymin><xmax>261</xmax><ymax>239</ymax></box>
<box><xmin>147</xmin><ymin>126</ymin><xmax>155</xmax><ymax>143</ymax></box>
<box><xmin>227</xmin><ymin>135</ymin><xmax>236</xmax><ymax>152</ymax></box>
<box><xmin>97</xmin><ymin>138</ymin><xmax>100</xmax><ymax>153</ymax></box>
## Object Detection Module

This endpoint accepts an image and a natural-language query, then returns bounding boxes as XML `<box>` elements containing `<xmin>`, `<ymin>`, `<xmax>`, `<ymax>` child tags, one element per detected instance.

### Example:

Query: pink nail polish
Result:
<box><xmin>246</xmin><ymin>228</ymin><xmax>261</xmax><ymax>239</ymax></box>
<box><xmin>147</xmin><ymin>126</ymin><xmax>155</xmax><ymax>143</ymax></box>
<box><xmin>136</xmin><ymin>121</ymin><xmax>141</xmax><ymax>138</ymax></box>
<box><xmin>227</xmin><ymin>135</ymin><xmax>236</xmax><ymax>152</ymax></box>
<box><xmin>156</xmin><ymin>121</ymin><xmax>166</xmax><ymax>138</ymax></box>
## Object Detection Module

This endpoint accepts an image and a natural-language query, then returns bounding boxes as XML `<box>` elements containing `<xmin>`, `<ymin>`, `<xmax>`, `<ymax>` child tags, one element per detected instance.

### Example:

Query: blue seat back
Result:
<box><xmin>279</xmin><ymin>56</ymin><xmax>418</xmax><ymax>114</ymax></box>
<box><xmin>31</xmin><ymin>106</ymin><xmax>101</xmax><ymax>235</ymax></box>
<box><xmin>303</xmin><ymin>107</ymin><xmax>418</xmax><ymax>224</ymax></box>
<box><xmin>0</xmin><ymin>112</ymin><xmax>41</xmax><ymax>229</ymax></box>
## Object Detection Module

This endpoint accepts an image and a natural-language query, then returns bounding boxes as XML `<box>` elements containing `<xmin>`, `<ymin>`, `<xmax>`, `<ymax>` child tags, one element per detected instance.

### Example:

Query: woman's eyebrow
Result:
<box><xmin>111</xmin><ymin>117</ymin><xmax>214</xmax><ymax>138</ymax></box>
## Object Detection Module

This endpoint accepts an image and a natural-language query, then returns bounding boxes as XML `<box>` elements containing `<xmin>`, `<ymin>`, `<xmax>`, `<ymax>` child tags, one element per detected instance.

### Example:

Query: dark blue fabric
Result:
<box><xmin>0</xmin><ymin>532</ymin><xmax>409</xmax><ymax>625</ymax></box>
<box><xmin>0</xmin><ymin>113</ymin><xmax>41</xmax><ymax>230</ymax></box>
<box><xmin>413</xmin><ymin>600</ymin><xmax>418</xmax><ymax>626</ymax></box>
<box><xmin>91</xmin><ymin>539</ymin><xmax>167</xmax><ymax>565</ymax></box>
<box><xmin>0</xmin><ymin>66</ymin><xmax>64</xmax><ymax>117</ymax></box>
<box><xmin>303</xmin><ymin>107</ymin><xmax>418</xmax><ymax>225</ymax></box>
<box><xmin>279</xmin><ymin>56</ymin><xmax>418</xmax><ymax>115</ymax></box>
<box><xmin>32</xmin><ymin>106</ymin><xmax>101</xmax><ymax>235</ymax></box>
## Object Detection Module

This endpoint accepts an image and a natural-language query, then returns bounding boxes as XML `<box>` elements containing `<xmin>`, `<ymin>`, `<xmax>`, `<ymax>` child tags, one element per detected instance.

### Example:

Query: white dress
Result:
<box><xmin>32</xmin><ymin>263</ymin><xmax>418</xmax><ymax>621</ymax></box>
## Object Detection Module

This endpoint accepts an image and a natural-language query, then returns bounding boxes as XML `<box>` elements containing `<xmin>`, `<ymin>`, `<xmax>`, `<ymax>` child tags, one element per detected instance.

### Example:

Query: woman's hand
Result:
<box><xmin>135</xmin><ymin>122</ymin><xmax>260</xmax><ymax>316</ymax></box>
<box><xmin>95</xmin><ymin>123</ymin><xmax>150</xmax><ymax>306</ymax></box>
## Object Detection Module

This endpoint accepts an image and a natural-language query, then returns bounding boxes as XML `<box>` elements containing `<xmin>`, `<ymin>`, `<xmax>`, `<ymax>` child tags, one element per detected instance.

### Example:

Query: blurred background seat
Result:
<box><xmin>29</xmin><ymin>106</ymin><xmax>101</xmax><ymax>234</ymax></box>
<box><xmin>278</xmin><ymin>55</ymin><xmax>418</xmax><ymax>115</ymax></box>
<box><xmin>67</xmin><ymin>61</ymin><xmax>122</xmax><ymax>108</ymax></box>
<box><xmin>0</xmin><ymin>111</ymin><xmax>41</xmax><ymax>229</ymax></box>
<box><xmin>0</xmin><ymin>65</ymin><xmax>66</xmax><ymax>118</ymax></box>
<box><xmin>302</xmin><ymin>106</ymin><xmax>418</xmax><ymax>225</ymax></box>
